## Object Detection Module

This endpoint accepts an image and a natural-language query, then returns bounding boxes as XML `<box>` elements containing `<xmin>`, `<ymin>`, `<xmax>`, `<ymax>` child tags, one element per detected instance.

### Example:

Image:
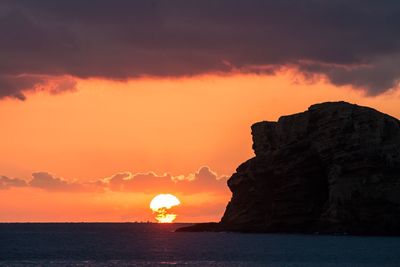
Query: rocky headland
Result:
<box><xmin>177</xmin><ymin>101</ymin><xmax>400</xmax><ymax>234</ymax></box>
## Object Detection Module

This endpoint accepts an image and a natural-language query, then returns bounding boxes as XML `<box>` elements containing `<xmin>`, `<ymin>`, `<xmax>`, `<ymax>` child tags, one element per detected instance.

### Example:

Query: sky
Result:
<box><xmin>1</xmin><ymin>0</ymin><xmax>400</xmax><ymax>222</ymax></box>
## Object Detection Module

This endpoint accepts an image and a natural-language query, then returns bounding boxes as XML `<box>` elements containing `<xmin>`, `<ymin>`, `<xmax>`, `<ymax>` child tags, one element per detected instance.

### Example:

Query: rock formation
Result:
<box><xmin>177</xmin><ymin>101</ymin><xmax>400</xmax><ymax>234</ymax></box>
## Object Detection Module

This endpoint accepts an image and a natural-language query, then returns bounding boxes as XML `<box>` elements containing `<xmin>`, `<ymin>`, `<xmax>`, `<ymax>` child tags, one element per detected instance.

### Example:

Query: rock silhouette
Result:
<box><xmin>177</xmin><ymin>101</ymin><xmax>400</xmax><ymax>234</ymax></box>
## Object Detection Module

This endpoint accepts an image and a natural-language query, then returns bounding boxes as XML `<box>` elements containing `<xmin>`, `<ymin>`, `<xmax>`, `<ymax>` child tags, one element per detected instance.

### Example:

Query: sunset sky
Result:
<box><xmin>1</xmin><ymin>1</ymin><xmax>400</xmax><ymax>222</ymax></box>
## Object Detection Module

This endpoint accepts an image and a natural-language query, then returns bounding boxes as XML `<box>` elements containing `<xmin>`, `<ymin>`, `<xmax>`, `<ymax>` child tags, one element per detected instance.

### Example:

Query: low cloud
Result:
<box><xmin>0</xmin><ymin>166</ymin><xmax>229</xmax><ymax>195</ymax></box>
<box><xmin>0</xmin><ymin>175</ymin><xmax>27</xmax><ymax>189</ymax></box>
<box><xmin>29</xmin><ymin>172</ymin><xmax>83</xmax><ymax>191</ymax></box>
<box><xmin>1</xmin><ymin>1</ymin><xmax>400</xmax><ymax>99</ymax></box>
<box><xmin>103</xmin><ymin>166</ymin><xmax>228</xmax><ymax>195</ymax></box>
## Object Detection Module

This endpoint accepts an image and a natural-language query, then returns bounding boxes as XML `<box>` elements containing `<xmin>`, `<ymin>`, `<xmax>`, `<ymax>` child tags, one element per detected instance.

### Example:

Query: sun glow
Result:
<box><xmin>150</xmin><ymin>194</ymin><xmax>181</xmax><ymax>223</ymax></box>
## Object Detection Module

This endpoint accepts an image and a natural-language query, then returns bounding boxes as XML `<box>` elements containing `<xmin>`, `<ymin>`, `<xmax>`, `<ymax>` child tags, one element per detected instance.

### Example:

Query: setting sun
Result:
<box><xmin>150</xmin><ymin>194</ymin><xmax>181</xmax><ymax>223</ymax></box>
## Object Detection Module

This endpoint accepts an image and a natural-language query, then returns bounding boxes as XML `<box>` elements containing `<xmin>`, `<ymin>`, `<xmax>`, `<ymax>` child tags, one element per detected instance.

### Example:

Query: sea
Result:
<box><xmin>1</xmin><ymin>223</ymin><xmax>400</xmax><ymax>267</ymax></box>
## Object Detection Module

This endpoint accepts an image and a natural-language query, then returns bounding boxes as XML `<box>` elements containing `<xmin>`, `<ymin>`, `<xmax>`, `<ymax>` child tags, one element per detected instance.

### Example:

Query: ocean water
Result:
<box><xmin>1</xmin><ymin>223</ymin><xmax>400</xmax><ymax>266</ymax></box>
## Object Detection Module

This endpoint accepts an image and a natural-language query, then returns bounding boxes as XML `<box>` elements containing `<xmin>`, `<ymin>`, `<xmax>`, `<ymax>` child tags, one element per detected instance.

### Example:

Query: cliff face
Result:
<box><xmin>219</xmin><ymin>101</ymin><xmax>400</xmax><ymax>234</ymax></box>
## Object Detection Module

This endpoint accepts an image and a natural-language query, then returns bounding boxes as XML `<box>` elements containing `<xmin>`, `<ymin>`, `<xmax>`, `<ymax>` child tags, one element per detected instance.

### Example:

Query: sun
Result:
<box><xmin>150</xmin><ymin>194</ymin><xmax>181</xmax><ymax>223</ymax></box>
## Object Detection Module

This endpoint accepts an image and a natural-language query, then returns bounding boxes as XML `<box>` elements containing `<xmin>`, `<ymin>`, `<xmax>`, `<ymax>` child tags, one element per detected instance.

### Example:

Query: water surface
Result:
<box><xmin>1</xmin><ymin>223</ymin><xmax>400</xmax><ymax>266</ymax></box>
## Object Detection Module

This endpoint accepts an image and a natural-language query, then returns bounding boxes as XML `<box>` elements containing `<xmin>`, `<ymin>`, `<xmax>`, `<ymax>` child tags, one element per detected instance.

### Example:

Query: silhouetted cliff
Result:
<box><xmin>177</xmin><ymin>102</ymin><xmax>400</xmax><ymax>234</ymax></box>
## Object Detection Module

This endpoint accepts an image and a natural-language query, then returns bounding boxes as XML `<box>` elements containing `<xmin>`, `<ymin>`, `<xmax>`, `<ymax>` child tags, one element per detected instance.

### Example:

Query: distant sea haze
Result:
<box><xmin>1</xmin><ymin>223</ymin><xmax>400</xmax><ymax>266</ymax></box>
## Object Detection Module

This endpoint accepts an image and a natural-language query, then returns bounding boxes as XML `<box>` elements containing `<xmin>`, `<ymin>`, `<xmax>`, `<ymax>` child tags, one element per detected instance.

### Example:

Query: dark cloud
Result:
<box><xmin>0</xmin><ymin>175</ymin><xmax>27</xmax><ymax>189</ymax></box>
<box><xmin>0</xmin><ymin>75</ymin><xmax>76</xmax><ymax>99</ymax></box>
<box><xmin>1</xmin><ymin>0</ymin><xmax>399</xmax><ymax>99</ymax></box>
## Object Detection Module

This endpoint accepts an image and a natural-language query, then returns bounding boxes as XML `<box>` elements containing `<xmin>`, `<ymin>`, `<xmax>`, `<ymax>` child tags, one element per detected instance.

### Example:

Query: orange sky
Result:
<box><xmin>1</xmin><ymin>71</ymin><xmax>400</xmax><ymax>222</ymax></box>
